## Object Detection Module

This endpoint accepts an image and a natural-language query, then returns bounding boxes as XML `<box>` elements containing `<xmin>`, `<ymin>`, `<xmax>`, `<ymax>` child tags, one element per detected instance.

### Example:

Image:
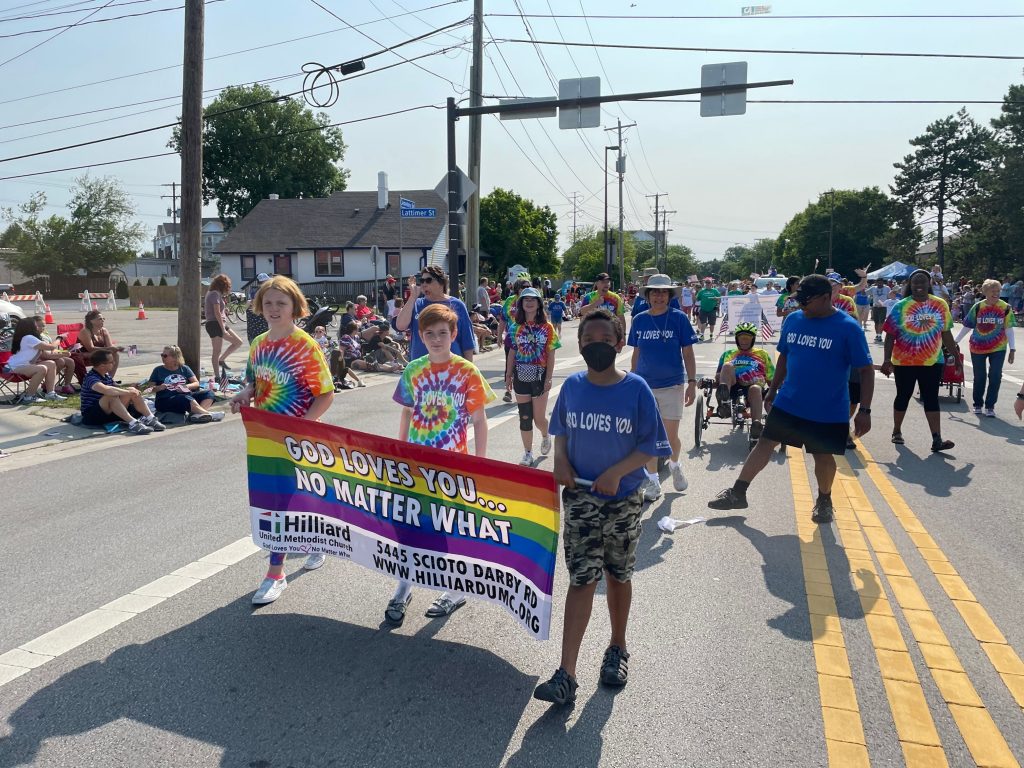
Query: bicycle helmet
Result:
<box><xmin>734</xmin><ymin>322</ymin><xmax>758</xmax><ymax>339</ymax></box>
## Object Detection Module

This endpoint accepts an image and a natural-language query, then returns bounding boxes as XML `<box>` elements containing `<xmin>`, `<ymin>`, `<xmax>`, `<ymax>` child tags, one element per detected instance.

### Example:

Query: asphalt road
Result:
<box><xmin>1</xmin><ymin>319</ymin><xmax>1022</xmax><ymax>768</ymax></box>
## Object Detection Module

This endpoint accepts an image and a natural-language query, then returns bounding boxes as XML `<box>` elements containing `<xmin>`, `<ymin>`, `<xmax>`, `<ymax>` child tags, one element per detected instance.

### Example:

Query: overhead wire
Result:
<box><xmin>0</xmin><ymin>0</ymin><xmax>115</xmax><ymax>68</ymax></box>
<box><xmin>487</xmin><ymin>12</ymin><xmax>1024</xmax><ymax>21</ymax></box>
<box><xmin>0</xmin><ymin>0</ymin><xmax>228</xmax><ymax>38</ymax></box>
<box><xmin>0</xmin><ymin>0</ymin><xmax>467</xmax><ymax>106</ymax></box>
<box><xmin>0</xmin><ymin>0</ymin><xmax>154</xmax><ymax>23</ymax></box>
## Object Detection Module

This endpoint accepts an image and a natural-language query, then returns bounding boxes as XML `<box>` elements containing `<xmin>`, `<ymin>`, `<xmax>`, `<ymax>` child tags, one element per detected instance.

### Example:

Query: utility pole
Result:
<box><xmin>827</xmin><ymin>188</ymin><xmax>835</xmax><ymax>272</ymax></box>
<box><xmin>646</xmin><ymin>193</ymin><xmax>662</xmax><ymax>271</ymax></box>
<box><xmin>661</xmin><ymin>209</ymin><xmax>676</xmax><ymax>273</ymax></box>
<box><xmin>464</xmin><ymin>0</ymin><xmax>483</xmax><ymax>299</ymax></box>
<box><xmin>160</xmin><ymin>182</ymin><xmax>178</xmax><ymax>264</ymax></box>
<box><xmin>606</xmin><ymin>119</ymin><xmax>635</xmax><ymax>291</ymax></box>
<box><xmin>177</xmin><ymin>0</ymin><xmax>204</xmax><ymax>371</ymax></box>
<box><xmin>569</xmin><ymin>191</ymin><xmax>581</xmax><ymax>244</ymax></box>
<box><xmin>603</xmin><ymin>145</ymin><xmax>618</xmax><ymax>275</ymax></box>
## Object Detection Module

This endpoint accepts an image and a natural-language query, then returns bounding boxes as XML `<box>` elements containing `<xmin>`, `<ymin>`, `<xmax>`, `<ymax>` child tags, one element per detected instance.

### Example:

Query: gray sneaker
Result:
<box><xmin>252</xmin><ymin>576</ymin><xmax>287</xmax><ymax>604</ymax></box>
<box><xmin>142</xmin><ymin>415</ymin><xmax>166</xmax><ymax>432</ymax></box>
<box><xmin>128</xmin><ymin>420</ymin><xmax>154</xmax><ymax>435</ymax></box>
<box><xmin>669</xmin><ymin>462</ymin><xmax>688</xmax><ymax>492</ymax></box>
<box><xmin>643</xmin><ymin>477</ymin><xmax>662</xmax><ymax>501</ymax></box>
<box><xmin>540</xmin><ymin>434</ymin><xmax>552</xmax><ymax>456</ymax></box>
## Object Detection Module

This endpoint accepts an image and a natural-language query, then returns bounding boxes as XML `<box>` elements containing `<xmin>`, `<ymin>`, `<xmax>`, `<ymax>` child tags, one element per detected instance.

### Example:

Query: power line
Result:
<box><xmin>0</xmin><ymin>0</ymin><xmax>115</xmax><ymax>68</ymax></box>
<box><xmin>0</xmin><ymin>34</ymin><xmax>469</xmax><ymax>163</ymax></box>
<box><xmin>486</xmin><ymin>12</ymin><xmax>1024</xmax><ymax>21</ymax></box>
<box><xmin>0</xmin><ymin>0</ymin><xmax>467</xmax><ymax>106</ymax></box>
<box><xmin>0</xmin><ymin>0</ymin><xmax>227</xmax><ymax>38</ymax></box>
<box><xmin>492</xmin><ymin>38</ymin><xmax>1024</xmax><ymax>62</ymax></box>
<box><xmin>0</xmin><ymin>102</ymin><xmax>444</xmax><ymax>181</ymax></box>
<box><xmin>0</xmin><ymin>0</ymin><xmax>154</xmax><ymax>23</ymax></box>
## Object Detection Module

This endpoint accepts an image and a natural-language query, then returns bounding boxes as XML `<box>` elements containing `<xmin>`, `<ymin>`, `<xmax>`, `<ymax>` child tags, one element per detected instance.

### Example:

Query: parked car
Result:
<box><xmin>0</xmin><ymin>299</ymin><xmax>26</xmax><ymax>351</ymax></box>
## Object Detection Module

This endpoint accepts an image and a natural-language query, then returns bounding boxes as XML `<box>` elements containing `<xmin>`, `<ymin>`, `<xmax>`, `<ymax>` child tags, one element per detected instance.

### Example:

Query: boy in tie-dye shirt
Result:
<box><xmin>387</xmin><ymin>303</ymin><xmax>495</xmax><ymax>625</ymax></box>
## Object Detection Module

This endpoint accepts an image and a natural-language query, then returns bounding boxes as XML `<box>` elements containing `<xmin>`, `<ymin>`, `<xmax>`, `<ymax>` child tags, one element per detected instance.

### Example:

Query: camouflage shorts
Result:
<box><xmin>561</xmin><ymin>487</ymin><xmax>643</xmax><ymax>586</ymax></box>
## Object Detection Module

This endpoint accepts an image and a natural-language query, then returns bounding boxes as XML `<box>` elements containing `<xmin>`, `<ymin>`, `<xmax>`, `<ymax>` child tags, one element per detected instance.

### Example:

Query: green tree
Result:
<box><xmin>777</xmin><ymin>188</ymin><xmax>919</xmax><ymax>278</ymax></box>
<box><xmin>1</xmin><ymin>177</ymin><xmax>145</xmax><ymax>277</ymax></box>
<box><xmin>558</xmin><ymin>226</ymin><xmax>638</xmax><ymax>286</ymax></box>
<box><xmin>891</xmin><ymin>107</ymin><xmax>991</xmax><ymax>270</ymax></box>
<box><xmin>480</xmin><ymin>187</ymin><xmax>559</xmax><ymax>278</ymax></box>
<box><xmin>169</xmin><ymin>84</ymin><xmax>349</xmax><ymax>224</ymax></box>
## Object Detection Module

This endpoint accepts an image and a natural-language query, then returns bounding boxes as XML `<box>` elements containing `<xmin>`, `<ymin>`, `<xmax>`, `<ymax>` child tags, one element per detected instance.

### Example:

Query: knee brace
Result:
<box><xmin>518</xmin><ymin>400</ymin><xmax>534</xmax><ymax>431</ymax></box>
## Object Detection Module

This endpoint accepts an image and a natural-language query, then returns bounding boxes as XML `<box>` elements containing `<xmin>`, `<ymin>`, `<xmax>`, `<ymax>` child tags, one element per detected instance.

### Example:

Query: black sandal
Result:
<box><xmin>931</xmin><ymin>437</ymin><xmax>955</xmax><ymax>453</ymax></box>
<box><xmin>891</xmin><ymin>432</ymin><xmax>905</xmax><ymax>445</ymax></box>
<box><xmin>384</xmin><ymin>593</ymin><xmax>412</xmax><ymax>626</ymax></box>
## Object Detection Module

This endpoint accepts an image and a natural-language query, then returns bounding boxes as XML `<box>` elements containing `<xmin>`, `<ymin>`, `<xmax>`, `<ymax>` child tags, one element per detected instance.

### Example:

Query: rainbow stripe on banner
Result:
<box><xmin>242</xmin><ymin>407</ymin><xmax>561</xmax><ymax>639</ymax></box>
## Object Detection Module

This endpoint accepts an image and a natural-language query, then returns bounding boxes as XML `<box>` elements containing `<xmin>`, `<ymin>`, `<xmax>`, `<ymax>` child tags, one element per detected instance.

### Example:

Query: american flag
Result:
<box><xmin>717</xmin><ymin>310</ymin><xmax>775</xmax><ymax>339</ymax></box>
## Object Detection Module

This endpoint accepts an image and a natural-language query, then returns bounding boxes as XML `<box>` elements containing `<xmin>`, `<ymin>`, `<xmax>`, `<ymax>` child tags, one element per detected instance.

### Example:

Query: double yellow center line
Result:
<box><xmin>790</xmin><ymin>439</ymin><xmax>1023</xmax><ymax>767</ymax></box>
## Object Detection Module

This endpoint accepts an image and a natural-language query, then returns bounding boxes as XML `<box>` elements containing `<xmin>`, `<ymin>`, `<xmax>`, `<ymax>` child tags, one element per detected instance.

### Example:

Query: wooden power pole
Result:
<box><xmin>177</xmin><ymin>0</ymin><xmax>204</xmax><ymax>371</ymax></box>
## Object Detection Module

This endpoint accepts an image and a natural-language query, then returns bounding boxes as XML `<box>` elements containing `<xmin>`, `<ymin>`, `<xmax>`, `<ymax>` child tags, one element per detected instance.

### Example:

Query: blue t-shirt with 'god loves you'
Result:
<box><xmin>549</xmin><ymin>371</ymin><xmax>670</xmax><ymax>499</ymax></box>
<box><xmin>774</xmin><ymin>310</ymin><xmax>872</xmax><ymax>424</ymax></box>
<box><xmin>627</xmin><ymin>309</ymin><xmax>698</xmax><ymax>389</ymax></box>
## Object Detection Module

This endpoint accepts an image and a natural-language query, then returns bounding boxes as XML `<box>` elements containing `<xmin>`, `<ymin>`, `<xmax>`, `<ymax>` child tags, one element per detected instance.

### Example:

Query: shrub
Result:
<box><xmin>145</xmin><ymin>278</ymin><xmax>155</xmax><ymax>286</ymax></box>
<box><xmin>115</xmin><ymin>280</ymin><xmax>129</xmax><ymax>299</ymax></box>
<box><xmin>159</xmin><ymin>275</ymin><xmax>168</xmax><ymax>286</ymax></box>
<box><xmin>133</xmin><ymin>278</ymin><xmax>142</xmax><ymax>286</ymax></box>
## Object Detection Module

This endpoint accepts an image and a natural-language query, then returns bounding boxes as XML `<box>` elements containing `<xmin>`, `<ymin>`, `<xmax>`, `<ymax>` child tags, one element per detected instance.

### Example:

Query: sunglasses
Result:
<box><xmin>160</xmin><ymin>352</ymin><xmax>174</xmax><ymax>358</ymax></box>
<box><xmin>418</xmin><ymin>275</ymin><xmax>436</xmax><ymax>284</ymax></box>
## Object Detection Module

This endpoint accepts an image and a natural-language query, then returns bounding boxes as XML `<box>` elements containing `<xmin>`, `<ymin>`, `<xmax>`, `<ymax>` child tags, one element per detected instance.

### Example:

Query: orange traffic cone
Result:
<box><xmin>44</xmin><ymin>304</ymin><xmax>54</xmax><ymax>324</ymax></box>
<box><xmin>92</xmin><ymin>301</ymin><xmax>98</xmax><ymax>311</ymax></box>
<box><xmin>137</xmin><ymin>301</ymin><xmax>147</xmax><ymax>320</ymax></box>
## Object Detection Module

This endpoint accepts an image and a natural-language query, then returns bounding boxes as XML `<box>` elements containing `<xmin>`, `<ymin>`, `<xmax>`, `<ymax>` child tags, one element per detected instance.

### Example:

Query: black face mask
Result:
<box><xmin>796</xmin><ymin>290</ymin><xmax>826</xmax><ymax>307</ymax></box>
<box><xmin>581</xmin><ymin>341</ymin><xmax>617</xmax><ymax>372</ymax></box>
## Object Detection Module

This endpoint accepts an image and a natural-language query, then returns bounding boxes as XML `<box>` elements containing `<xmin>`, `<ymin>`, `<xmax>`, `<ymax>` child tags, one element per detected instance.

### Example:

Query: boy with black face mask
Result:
<box><xmin>533</xmin><ymin>309</ymin><xmax>670</xmax><ymax>706</ymax></box>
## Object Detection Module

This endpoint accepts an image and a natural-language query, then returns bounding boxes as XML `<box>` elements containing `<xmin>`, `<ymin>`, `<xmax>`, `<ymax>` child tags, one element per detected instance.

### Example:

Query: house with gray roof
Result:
<box><xmin>212</xmin><ymin>188</ymin><xmax>449</xmax><ymax>299</ymax></box>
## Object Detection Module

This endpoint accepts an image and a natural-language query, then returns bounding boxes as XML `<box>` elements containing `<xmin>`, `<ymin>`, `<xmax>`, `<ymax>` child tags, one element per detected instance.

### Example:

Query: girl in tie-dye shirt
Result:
<box><xmin>504</xmin><ymin>288</ymin><xmax>560</xmax><ymax>468</ymax></box>
<box><xmin>231</xmin><ymin>276</ymin><xmax>335</xmax><ymax>605</ymax></box>
<box><xmin>387</xmin><ymin>303</ymin><xmax>494</xmax><ymax>625</ymax></box>
<box><xmin>954</xmin><ymin>278</ymin><xmax>1017</xmax><ymax>414</ymax></box>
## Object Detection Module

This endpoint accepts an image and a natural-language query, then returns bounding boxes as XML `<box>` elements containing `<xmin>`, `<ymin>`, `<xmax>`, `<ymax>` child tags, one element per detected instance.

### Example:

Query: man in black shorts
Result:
<box><xmin>708</xmin><ymin>275</ymin><xmax>875</xmax><ymax>523</ymax></box>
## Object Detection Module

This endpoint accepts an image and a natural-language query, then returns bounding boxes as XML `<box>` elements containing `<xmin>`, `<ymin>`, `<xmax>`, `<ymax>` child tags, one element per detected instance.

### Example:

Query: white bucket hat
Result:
<box><xmin>641</xmin><ymin>273</ymin><xmax>681</xmax><ymax>299</ymax></box>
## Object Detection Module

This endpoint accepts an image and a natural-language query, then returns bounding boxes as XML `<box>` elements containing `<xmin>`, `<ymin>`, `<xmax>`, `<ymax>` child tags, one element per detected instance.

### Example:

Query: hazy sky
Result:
<box><xmin>1</xmin><ymin>0</ymin><xmax>1021</xmax><ymax>260</ymax></box>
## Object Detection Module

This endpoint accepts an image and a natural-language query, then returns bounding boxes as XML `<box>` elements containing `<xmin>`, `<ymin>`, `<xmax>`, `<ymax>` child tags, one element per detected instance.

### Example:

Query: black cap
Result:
<box><xmin>595</xmin><ymin>272</ymin><xmax>610</xmax><ymax>281</ymax></box>
<box><xmin>799</xmin><ymin>274</ymin><xmax>832</xmax><ymax>297</ymax></box>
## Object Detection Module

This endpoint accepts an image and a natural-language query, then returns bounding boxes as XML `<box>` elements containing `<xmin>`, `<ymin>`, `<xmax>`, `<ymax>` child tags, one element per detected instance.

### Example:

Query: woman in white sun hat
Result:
<box><xmin>627</xmin><ymin>274</ymin><xmax>699</xmax><ymax>500</ymax></box>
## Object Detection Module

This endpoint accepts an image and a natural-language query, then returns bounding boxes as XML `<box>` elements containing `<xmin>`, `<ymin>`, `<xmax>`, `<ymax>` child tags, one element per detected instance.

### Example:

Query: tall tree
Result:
<box><xmin>890</xmin><ymin>108</ymin><xmax>990</xmax><ymax>270</ymax></box>
<box><xmin>559</xmin><ymin>226</ymin><xmax>639</xmax><ymax>284</ymax></box>
<box><xmin>480</xmin><ymin>188</ymin><xmax>559</xmax><ymax>279</ymax></box>
<box><xmin>169</xmin><ymin>84</ymin><xmax>348</xmax><ymax>224</ymax></box>
<box><xmin>777</xmin><ymin>188</ymin><xmax>919</xmax><ymax>278</ymax></box>
<box><xmin>1</xmin><ymin>177</ymin><xmax>145</xmax><ymax>276</ymax></box>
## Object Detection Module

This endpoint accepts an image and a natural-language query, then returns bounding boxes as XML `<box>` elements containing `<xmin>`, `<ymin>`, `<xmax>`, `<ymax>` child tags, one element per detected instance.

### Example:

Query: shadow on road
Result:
<box><xmin>885</xmin><ymin>446</ymin><xmax>974</xmax><ymax>498</ymax></box>
<box><xmin>1</xmin><ymin>592</ymin><xmax>537</xmax><ymax>768</ymax></box>
<box><xmin>505</xmin><ymin>685</ymin><xmax>618</xmax><ymax>768</ymax></box>
<box><xmin>704</xmin><ymin>515</ymin><xmax>878</xmax><ymax>642</ymax></box>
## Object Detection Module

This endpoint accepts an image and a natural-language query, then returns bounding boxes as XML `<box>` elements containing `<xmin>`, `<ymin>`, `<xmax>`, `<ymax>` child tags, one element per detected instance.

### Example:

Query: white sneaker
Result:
<box><xmin>142</xmin><ymin>414</ymin><xmax>166</xmax><ymax>432</ymax></box>
<box><xmin>43</xmin><ymin>391</ymin><xmax>66</xmax><ymax>401</ymax></box>
<box><xmin>519</xmin><ymin>451</ymin><xmax>534</xmax><ymax>466</ymax></box>
<box><xmin>643</xmin><ymin>477</ymin><xmax>662</xmax><ymax>501</ymax></box>
<box><xmin>209</xmin><ymin>411</ymin><xmax>225</xmax><ymax>422</ymax></box>
<box><xmin>669</xmin><ymin>461</ymin><xmax>688</xmax><ymax>492</ymax></box>
<box><xmin>540</xmin><ymin>435</ymin><xmax>551</xmax><ymax>455</ymax></box>
<box><xmin>252</xmin><ymin>576</ymin><xmax>287</xmax><ymax>604</ymax></box>
<box><xmin>17</xmin><ymin>392</ymin><xmax>45</xmax><ymax>405</ymax></box>
<box><xmin>984</xmin><ymin>408</ymin><xmax>996</xmax><ymax>418</ymax></box>
<box><xmin>972</xmin><ymin>405</ymin><xmax>983</xmax><ymax>415</ymax></box>
<box><xmin>303</xmin><ymin>552</ymin><xmax>326</xmax><ymax>571</ymax></box>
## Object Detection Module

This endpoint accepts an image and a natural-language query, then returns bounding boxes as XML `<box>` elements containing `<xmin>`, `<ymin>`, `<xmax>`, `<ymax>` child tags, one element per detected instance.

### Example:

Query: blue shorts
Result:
<box><xmin>156</xmin><ymin>390</ymin><xmax>213</xmax><ymax>414</ymax></box>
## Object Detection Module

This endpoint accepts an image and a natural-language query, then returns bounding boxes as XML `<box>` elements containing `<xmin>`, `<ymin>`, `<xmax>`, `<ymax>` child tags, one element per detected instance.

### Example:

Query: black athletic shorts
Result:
<box><xmin>205</xmin><ymin>319</ymin><xmax>223</xmax><ymax>339</ymax></box>
<box><xmin>762</xmin><ymin>405</ymin><xmax>848</xmax><ymax>456</ymax></box>
<box><xmin>513</xmin><ymin>365</ymin><xmax>547</xmax><ymax>397</ymax></box>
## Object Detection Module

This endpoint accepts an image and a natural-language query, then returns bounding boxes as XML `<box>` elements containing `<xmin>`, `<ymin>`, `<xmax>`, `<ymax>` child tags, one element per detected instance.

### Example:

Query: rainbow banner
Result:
<box><xmin>242</xmin><ymin>407</ymin><xmax>561</xmax><ymax>639</ymax></box>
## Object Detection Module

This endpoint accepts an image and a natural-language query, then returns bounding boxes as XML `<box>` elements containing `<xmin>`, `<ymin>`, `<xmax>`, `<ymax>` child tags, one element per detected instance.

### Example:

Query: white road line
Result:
<box><xmin>0</xmin><ymin>536</ymin><xmax>259</xmax><ymax>689</ymax></box>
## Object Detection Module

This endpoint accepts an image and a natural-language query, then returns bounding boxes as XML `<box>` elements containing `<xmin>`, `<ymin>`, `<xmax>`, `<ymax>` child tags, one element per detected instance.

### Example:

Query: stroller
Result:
<box><xmin>300</xmin><ymin>305</ymin><xmax>337</xmax><ymax>334</ymax></box>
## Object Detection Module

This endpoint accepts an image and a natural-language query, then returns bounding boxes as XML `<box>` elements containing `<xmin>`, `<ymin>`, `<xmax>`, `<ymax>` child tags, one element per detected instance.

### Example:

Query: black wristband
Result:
<box><xmin>1017</xmin><ymin>393</ymin><xmax>1024</xmax><ymax>401</ymax></box>
<box><xmin>858</xmin><ymin>407</ymin><xmax>872</xmax><ymax>414</ymax></box>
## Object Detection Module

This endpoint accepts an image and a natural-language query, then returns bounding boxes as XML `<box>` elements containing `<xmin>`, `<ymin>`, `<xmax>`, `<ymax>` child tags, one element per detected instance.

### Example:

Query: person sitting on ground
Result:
<box><xmin>312</xmin><ymin>325</ymin><xmax>334</xmax><ymax>355</ymax></box>
<box><xmin>469</xmin><ymin>305</ymin><xmax>496</xmax><ymax>350</ymax></box>
<box><xmin>715</xmin><ymin>322</ymin><xmax>775</xmax><ymax>440</ymax></box>
<box><xmin>148</xmin><ymin>345</ymin><xmax>222</xmax><ymax>424</ymax></box>
<box><xmin>77</xmin><ymin>309</ymin><xmax>124</xmax><ymax>376</ymax></box>
<box><xmin>339</xmin><ymin>321</ymin><xmax>401</xmax><ymax>373</ymax></box>
<box><xmin>353</xmin><ymin>295</ymin><xmax>376</xmax><ymax>322</ymax></box>
<box><xmin>81</xmin><ymin>349</ymin><xmax>165</xmax><ymax>434</ymax></box>
<box><xmin>4</xmin><ymin>316</ymin><xmax>67</xmax><ymax>403</ymax></box>
<box><xmin>32</xmin><ymin>314</ymin><xmax>76</xmax><ymax>394</ymax></box>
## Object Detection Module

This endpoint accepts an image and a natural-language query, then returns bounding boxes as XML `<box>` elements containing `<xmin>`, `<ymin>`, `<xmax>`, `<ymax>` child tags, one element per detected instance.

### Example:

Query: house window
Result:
<box><xmin>274</xmin><ymin>253</ymin><xmax>293</xmax><ymax>276</ymax></box>
<box><xmin>241</xmin><ymin>255</ymin><xmax>256</xmax><ymax>280</ymax></box>
<box><xmin>314</xmin><ymin>249</ymin><xmax>344</xmax><ymax>276</ymax></box>
<box><xmin>386</xmin><ymin>251</ymin><xmax>400</xmax><ymax>277</ymax></box>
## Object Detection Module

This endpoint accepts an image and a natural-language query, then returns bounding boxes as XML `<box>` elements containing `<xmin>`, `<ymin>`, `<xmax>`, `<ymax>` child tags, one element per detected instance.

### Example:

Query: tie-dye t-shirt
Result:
<box><xmin>508</xmin><ymin>321</ymin><xmax>561</xmax><ymax>367</ymax></box>
<box><xmin>966</xmin><ymin>300</ymin><xmax>1015</xmax><ymax>355</ymax></box>
<box><xmin>582</xmin><ymin>290</ymin><xmax>626</xmax><ymax>317</ymax></box>
<box><xmin>883</xmin><ymin>296</ymin><xmax>953</xmax><ymax>366</ymax></box>
<box><xmin>832</xmin><ymin>293</ymin><xmax>857</xmax><ymax>317</ymax></box>
<box><xmin>246</xmin><ymin>328</ymin><xmax>334</xmax><ymax>416</ymax></box>
<box><xmin>717</xmin><ymin>348</ymin><xmax>776</xmax><ymax>387</ymax></box>
<box><xmin>392</xmin><ymin>355</ymin><xmax>496</xmax><ymax>453</ymax></box>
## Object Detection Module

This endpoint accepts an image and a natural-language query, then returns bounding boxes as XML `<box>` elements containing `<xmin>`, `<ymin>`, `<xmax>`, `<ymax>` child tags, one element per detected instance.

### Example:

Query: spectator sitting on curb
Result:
<box><xmin>81</xmin><ymin>350</ymin><xmax>165</xmax><ymax>434</ymax></box>
<box><xmin>4</xmin><ymin>316</ymin><xmax>67</xmax><ymax>403</ymax></box>
<box><xmin>77</xmin><ymin>309</ymin><xmax>125</xmax><ymax>376</ymax></box>
<box><xmin>33</xmin><ymin>315</ymin><xmax>77</xmax><ymax>394</ymax></box>
<box><xmin>148</xmin><ymin>345</ymin><xmax>223</xmax><ymax>424</ymax></box>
